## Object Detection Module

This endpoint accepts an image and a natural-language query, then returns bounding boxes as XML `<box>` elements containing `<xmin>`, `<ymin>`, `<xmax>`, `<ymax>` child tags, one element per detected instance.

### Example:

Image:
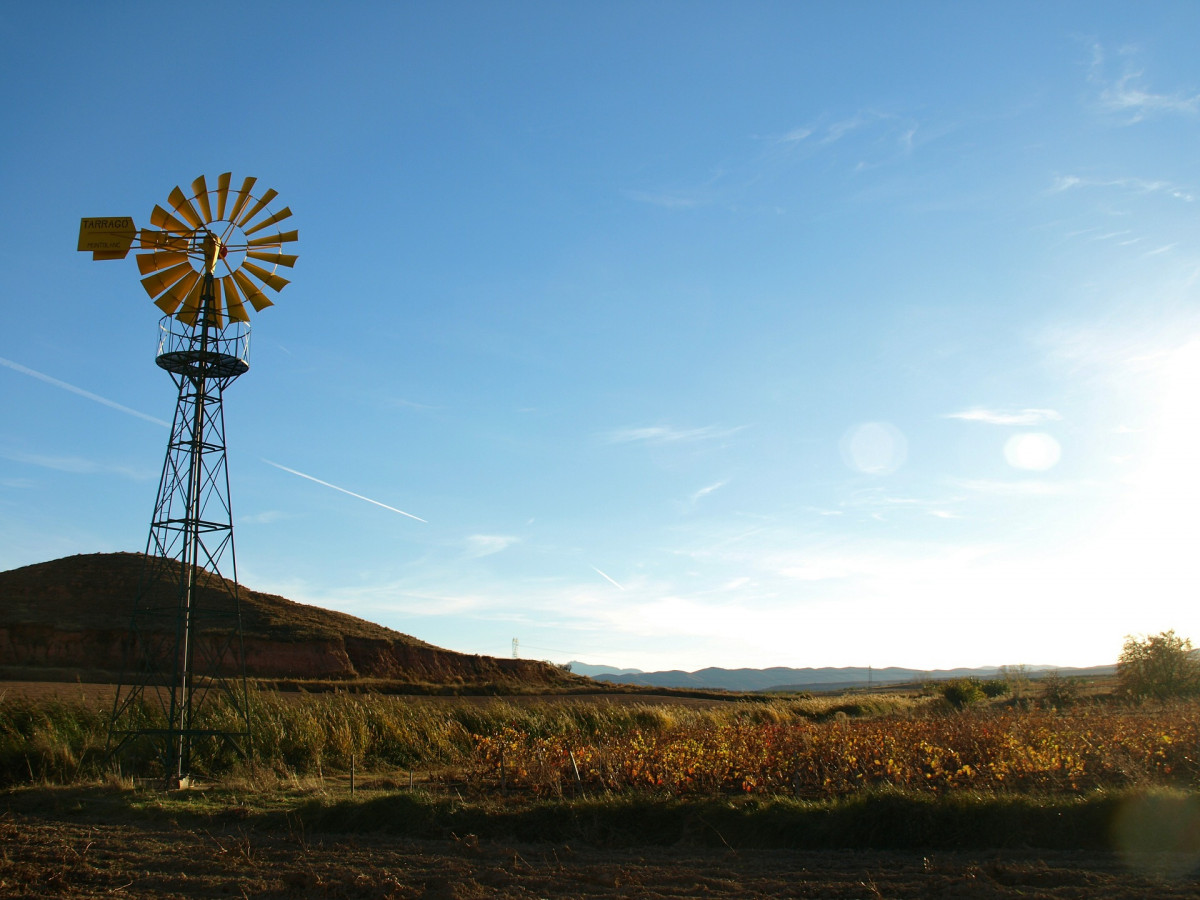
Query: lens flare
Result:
<box><xmin>1004</xmin><ymin>432</ymin><xmax>1061</xmax><ymax>471</ymax></box>
<box><xmin>841</xmin><ymin>422</ymin><xmax>908</xmax><ymax>475</ymax></box>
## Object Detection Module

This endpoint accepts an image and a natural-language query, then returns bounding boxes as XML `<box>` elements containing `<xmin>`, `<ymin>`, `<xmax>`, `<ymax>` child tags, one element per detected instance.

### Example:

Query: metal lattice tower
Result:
<box><xmin>83</xmin><ymin>174</ymin><xmax>297</xmax><ymax>785</ymax></box>
<box><xmin>109</xmin><ymin>289</ymin><xmax>252</xmax><ymax>784</ymax></box>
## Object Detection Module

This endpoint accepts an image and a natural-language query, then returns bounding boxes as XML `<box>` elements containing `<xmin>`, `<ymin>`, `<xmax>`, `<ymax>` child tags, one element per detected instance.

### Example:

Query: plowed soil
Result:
<box><xmin>2</xmin><ymin>805</ymin><xmax>1198</xmax><ymax>899</ymax></box>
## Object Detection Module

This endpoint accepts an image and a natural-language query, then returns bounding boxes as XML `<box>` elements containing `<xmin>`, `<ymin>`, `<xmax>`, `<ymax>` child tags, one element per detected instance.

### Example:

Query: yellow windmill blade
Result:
<box><xmin>154</xmin><ymin>270</ymin><xmax>201</xmax><ymax>316</ymax></box>
<box><xmin>242</xmin><ymin>207</ymin><xmax>292</xmax><ymax>237</ymax></box>
<box><xmin>246</xmin><ymin>230</ymin><xmax>299</xmax><ymax>248</ymax></box>
<box><xmin>139</xmin><ymin>228</ymin><xmax>189</xmax><ymax>251</ymax></box>
<box><xmin>246</xmin><ymin>250</ymin><xmax>298</xmax><ymax>267</ymax></box>
<box><xmin>227</xmin><ymin>176</ymin><xmax>257</xmax><ymax>225</ymax></box>
<box><xmin>235</xmin><ymin>189</ymin><xmax>278</xmax><ymax>228</ymax></box>
<box><xmin>137</xmin><ymin>250</ymin><xmax>190</xmax><ymax>276</ymax></box>
<box><xmin>150</xmin><ymin>205</ymin><xmax>192</xmax><ymax>235</ymax></box>
<box><xmin>215</xmin><ymin>172</ymin><xmax>232</xmax><ymax>220</ymax></box>
<box><xmin>192</xmin><ymin>175</ymin><xmax>213</xmax><ymax>223</ymax></box>
<box><xmin>167</xmin><ymin>186</ymin><xmax>204</xmax><ymax>230</ymax></box>
<box><xmin>176</xmin><ymin>277</ymin><xmax>205</xmax><ymax>326</ymax></box>
<box><xmin>221</xmin><ymin>275</ymin><xmax>251</xmax><ymax>323</ymax></box>
<box><xmin>232</xmin><ymin>270</ymin><xmax>274</xmax><ymax>312</ymax></box>
<box><xmin>141</xmin><ymin>262</ymin><xmax>194</xmax><ymax>299</ymax></box>
<box><xmin>242</xmin><ymin>261</ymin><xmax>290</xmax><ymax>292</ymax></box>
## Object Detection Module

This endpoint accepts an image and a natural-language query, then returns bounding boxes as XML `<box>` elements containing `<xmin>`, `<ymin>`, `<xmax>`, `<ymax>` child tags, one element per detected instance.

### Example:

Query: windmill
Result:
<box><xmin>79</xmin><ymin>174</ymin><xmax>296</xmax><ymax>785</ymax></box>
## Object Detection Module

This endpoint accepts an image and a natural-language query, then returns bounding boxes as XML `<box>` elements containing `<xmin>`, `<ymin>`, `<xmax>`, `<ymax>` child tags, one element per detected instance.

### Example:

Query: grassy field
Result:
<box><xmin>1</xmin><ymin>685</ymin><xmax>1199</xmax><ymax>839</ymax></box>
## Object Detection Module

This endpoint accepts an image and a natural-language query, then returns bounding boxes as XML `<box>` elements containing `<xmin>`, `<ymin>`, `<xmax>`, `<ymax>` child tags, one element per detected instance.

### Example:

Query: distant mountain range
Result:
<box><xmin>567</xmin><ymin>661</ymin><xmax>645</xmax><ymax>678</ymax></box>
<box><xmin>570</xmin><ymin>662</ymin><xmax>1116</xmax><ymax>693</ymax></box>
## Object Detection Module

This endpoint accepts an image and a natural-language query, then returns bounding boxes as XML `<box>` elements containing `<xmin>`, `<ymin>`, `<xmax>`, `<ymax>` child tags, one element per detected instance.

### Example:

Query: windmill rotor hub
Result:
<box><xmin>202</xmin><ymin>231</ymin><xmax>223</xmax><ymax>275</ymax></box>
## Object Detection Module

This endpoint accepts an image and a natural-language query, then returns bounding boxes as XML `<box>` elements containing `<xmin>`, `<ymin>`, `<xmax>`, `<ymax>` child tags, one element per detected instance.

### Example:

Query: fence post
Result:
<box><xmin>569</xmin><ymin>749</ymin><xmax>583</xmax><ymax>796</ymax></box>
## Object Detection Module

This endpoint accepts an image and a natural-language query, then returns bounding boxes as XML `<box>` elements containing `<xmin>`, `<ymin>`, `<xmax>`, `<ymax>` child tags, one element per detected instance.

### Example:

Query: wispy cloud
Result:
<box><xmin>820</xmin><ymin>114</ymin><xmax>869</xmax><ymax>145</ymax></box>
<box><xmin>1050</xmin><ymin>175</ymin><xmax>1193</xmax><ymax>203</ymax></box>
<box><xmin>837</xmin><ymin>487</ymin><xmax>967</xmax><ymax>522</ymax></box>
<box><xmin>386</xmin><ymin>397</ymin><xmax>441</xmax><ymax>411</ymax></box>
<box><xmin>262</xmin><ymin>459</ymin><xmax>427</xmax><ymax>522</ymax></box>
<box><xmin>950</xmin><ymin>477</ymin><xmax>1070</xmax><ymax>497</ymax></box>
<box><xmin>621</xmin><ymin>189</ymin><xmax>706</xmax><ymax>210</ymax></box>
<box><xmin>0</xmin><ymin>357</ymin><xmax>169</xmax><ymax>427</ymax></box>
<box><xmin>1088</xmin><ymin>43</ymin><xmax>1200</xmax><ymax>123</ymax></box>
<box><xmin>945</xmin><ymin>408</ymin><xmax>1062</xmax><ymax>426</ymax></box>
<box><xmin>2</xmin><ymin>450</ymin><xmax>151</xmax><ymax>480</ymax></box>
<box><xmin>689</xmin><ymin>480</ymin><xmax>728</xmax><ymax>504</ymax></box>
<box><xmin>778</xmin><ymin>127</ymin><xmax>813</xmax><ymax>144</ymax></box>
<box><xmin>1100</xmin><ymin>73</ymin><xmax>1200</xmax><ymax>120</ymax></box>
<box><xmin>604</xmin><ymin>424</ymin><xmax>746</xmax><ymax>445</ymax></box>
<box><xmin>626</xmin><ymin>109</ymin><xmax>919</xmax><ymax>213</ymax></box>
<box><xmin>768</xmin><ymin>114</ymin><xmax>878</xmax><ymax>149</ymax></box>
<box><xmin>240</xmin><ymin>510</ymin><xmax>291</xmax><ymax>525</ymax></box>
<box><xmin>776</xmin><ymin>558</ymin><xmax>854</xmax><ymax>582</ymax></box>
<box><xmin>465</xmin><ymin>534</ymin><xmax>518</xmax><ymax>558</ymax></box>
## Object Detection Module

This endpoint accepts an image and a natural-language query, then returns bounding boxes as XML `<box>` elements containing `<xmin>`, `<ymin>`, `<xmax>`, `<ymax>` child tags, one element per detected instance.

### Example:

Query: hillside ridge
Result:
<box><xmin>0</xmin><ymin>552</ymin><xmax>579</xmax><ymax>690</ymax></box>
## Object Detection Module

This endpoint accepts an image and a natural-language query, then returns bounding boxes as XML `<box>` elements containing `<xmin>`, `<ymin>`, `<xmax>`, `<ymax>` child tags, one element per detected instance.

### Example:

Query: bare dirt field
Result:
<box><xmin>2</xmin><ymin>800</ymin><xmax>1198</xmax><ymax>899</ymax></box>
<box><xmin>0</xmin><ymin>681</ymin><xmax>119</xmax><ymax>705</ymax></box>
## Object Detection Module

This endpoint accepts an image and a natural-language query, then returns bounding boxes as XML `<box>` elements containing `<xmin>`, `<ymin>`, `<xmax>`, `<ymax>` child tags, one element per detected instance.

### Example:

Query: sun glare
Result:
<box><xmin>1075</xmin><ymin>338</ymin><xmax>1200</xmax><ymax>640</ymax></box>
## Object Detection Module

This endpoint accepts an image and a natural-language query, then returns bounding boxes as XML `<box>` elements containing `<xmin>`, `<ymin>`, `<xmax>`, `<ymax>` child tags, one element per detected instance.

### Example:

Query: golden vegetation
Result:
<box><xmin>3</xmin><ymin>686</ymin><xmax>1198</xmax><ymax>802</ymax></box>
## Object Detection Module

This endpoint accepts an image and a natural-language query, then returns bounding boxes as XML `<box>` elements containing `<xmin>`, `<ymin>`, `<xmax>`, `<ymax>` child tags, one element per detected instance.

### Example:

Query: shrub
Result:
<box><xmin>940</xmin><ymin>679</ymin><xmax>985</xmax><ymax>709</ymax></box>
<box><xmin>1118</xmin><ymin>631</ymin><xmax>1200</xmax><ymax>702</ymax></box>
<box><xmin>980</xmin><ymin>680</ymin><xmax>1008</xmax><ymax>699</ymax></box>
<box><xmin>1038</xmin><ymin>671</ymin><xmax>1080</xmax><ymax>709</ymax></box>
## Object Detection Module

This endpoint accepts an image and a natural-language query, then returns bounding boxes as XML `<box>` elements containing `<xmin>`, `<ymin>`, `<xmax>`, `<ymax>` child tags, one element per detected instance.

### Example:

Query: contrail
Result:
<box><xmin>262</xmin><ymin>459</ymin><xmax>427</xmax><ymax>523</ymax></box>
<box><xmin>0</xmin><ymin>356</ymin><xmax>169</xmax><ymax>427</ymax></box>
<box><xmin>591</xmin><ymin>565</ymin><xmax>625</xmax><ymax>591</ymax></box>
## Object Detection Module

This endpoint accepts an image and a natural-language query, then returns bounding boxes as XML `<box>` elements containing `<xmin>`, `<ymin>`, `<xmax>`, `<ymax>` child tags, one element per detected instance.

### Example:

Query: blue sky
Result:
<box><xmin>4</xmin><ymin>2</ymin><xmax>1200</xmax><ymax>671</ymax></box>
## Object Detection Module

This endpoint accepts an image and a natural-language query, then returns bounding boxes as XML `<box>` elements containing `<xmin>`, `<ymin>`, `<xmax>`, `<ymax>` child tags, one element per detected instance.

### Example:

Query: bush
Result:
<box><xmin>1037</xmin><ymin>671</ymin><xmax>1081</xmax><ymax>709</ymax></box>
<box><xmin>1119</xmin><ymin>631</ymin><xmax>1200</xmax><ymax>701</ymax></box>
<box><xmin>980</xmin><ymin>679</ymin><xmax>1008</xmax><ymax>699</ymax></box>
<box><xmin>940</xmin><ymin>679</ymin><xmax>985</xmax><ymax>709</ymax></box>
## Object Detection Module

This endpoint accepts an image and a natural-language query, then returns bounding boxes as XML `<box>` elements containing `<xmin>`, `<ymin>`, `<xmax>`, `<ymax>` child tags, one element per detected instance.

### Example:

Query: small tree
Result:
<box><xmin>1118</xmin><ymin>630</ymin><xmax>1200</xmax><ymax>701</ymax></box>
<box><xmin>1038</xmin><ymin>670</ymin><xmax>1080</xmax><ymax>709</ymax></box>
<box><xmin>999</xmin><ymin>664</ymin><xmax>1030</xmax><ymax>702</ymax></box>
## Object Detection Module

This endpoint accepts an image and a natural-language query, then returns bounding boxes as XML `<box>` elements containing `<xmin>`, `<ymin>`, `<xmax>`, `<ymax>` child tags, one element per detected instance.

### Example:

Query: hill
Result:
<box><xmin>0</xmin><ymin>552</ymin><xmax>581</xmax><ymax>691</ymax></box>
<box><xmin>591</xmin><ymin>663</ymin><xmax>1116</xmax><ymax>692</ymax></box>
<box><xmin>566</xmin><ymin>661</ymin><xmax>644</xmax><ymax>678</ymax></box>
